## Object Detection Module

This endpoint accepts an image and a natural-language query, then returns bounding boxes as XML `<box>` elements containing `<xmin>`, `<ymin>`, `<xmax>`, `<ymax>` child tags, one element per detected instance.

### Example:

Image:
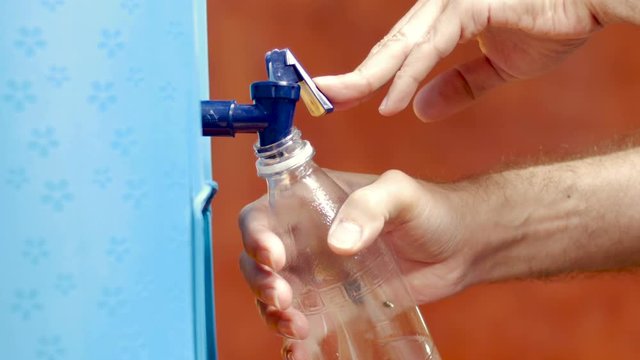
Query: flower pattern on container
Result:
<box><xmin>41</xmin><ymin>0</ymin><xmax>65</xmax><ymax>12</ymax></box>
<box><xmin>106</xmin><ymin>236</ymin><xmax>130</xmax><ymax>263</ymax></box>
<box><xmin>11</xmin><ymin>289</ymin><xmax>43</xmax><ymax>320</ymax></box>
<box><xmin>28</xmin><ymin>127</ymin><xmax>59</xmax><ymax>157</ymax></box>
<box><xmin>111</xmin><ymin>128</ymin><xmax>137</xmax><ymax>156</ymax></box>
<box><xmin>121</xmin><ymin>0</ymin><xmax>141</xmax><ymax>15</ymax></box>
<box><xmin>126</xmin><ymin>67</ymin><xmax>144</xmax><ymax>87</ymax></box>
<box><xmin>123</xmin><ymin>179</ymin><xmax>147</xmax><ymax>208</ymax></box>
<box><xmin>22</xmin><ymin>237</ymin><xmax>50</xmax><ymax>265</ymax></box>
<box><xmin>158</xmin><ymin>82</ymin><xmax>176</xmax><ymax>102</ymax></box>
<box><xmin>5</xmin><ymin>168</ymin><xmax>29</xmax><ymax>190</ymax></box>
<box><xmin>98</xmin><ymin>29</ymin><xmax>125</xmax><ymax>58</ymax></box>
<box><xmin>54</xmin><ymin>274</ymin><xmax>77</xmax><ymax>296</ymax></box>
<box><xmin>118</xmin><ymin>330</ymin><xmax>149</xmax><ymax>360</ymax></box>
<box><xmin>41</xmin><ymin>180</ymin><xmax>73</xmax><ymax>212</ymax></box>
<box><xmin>46</xmin><ymin>66</ymin><xmax>70</xmax><ymax>87</ymax></box>
<box><xmin>36</xmin><ymin>336</ymin><xmax>66</xmax><ymax>360</ymax></box>
<box><xmin>98</xmin><ymin>287</ymin><xmax>126</xmax><ymax>317</ymax></box>
<box><xmin>3</xmin><ymin>80</ymin><xmax>36</xmax><ymax>112</ymax></box>
<box><xmin>92</xmin><ymin>168</ymin><xmax>113</xmax><ymax>189</ymax></box>
<box><xmin>14</xmin><ymin>27</ymin><xmax>46</xmax><ymax>57</ymax></box>
<box><xmin>87</xmin><ymin>81</ymin><xmax>117</xmax><ymax>112</ymax></box>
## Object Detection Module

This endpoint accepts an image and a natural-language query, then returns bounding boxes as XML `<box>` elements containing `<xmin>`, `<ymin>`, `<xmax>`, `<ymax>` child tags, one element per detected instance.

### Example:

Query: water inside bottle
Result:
<box><xmin>283</xmin><ymin>294</ymin><xmax>439</xmax><ymax>360</ymax></box>
<box><xmin>281</xmin><ymin>247</ymin><xmax>440</xmax><ymax>360</ymax></box>
<box><xmin>262</xmin><ymin>150</ymin><xmax>441</xmax><ymax>360</ymax></box>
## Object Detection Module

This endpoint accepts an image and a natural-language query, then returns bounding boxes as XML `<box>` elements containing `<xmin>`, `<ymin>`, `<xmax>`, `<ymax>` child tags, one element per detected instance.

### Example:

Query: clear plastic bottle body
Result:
<box><xmin>256</xmin><ymin>130</ymin><xmax>440</xmax><ymax>360</ymax></box>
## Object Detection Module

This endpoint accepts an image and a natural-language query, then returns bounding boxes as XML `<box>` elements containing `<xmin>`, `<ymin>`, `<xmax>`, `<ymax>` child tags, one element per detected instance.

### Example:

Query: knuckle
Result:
<box><xmin>379</xmin><ymin>169</ymin><xmax>423</xmax><ymax>203</ymax></box>
<box><xmin>390</xmin><ymin>29</ymin><xmax>410</xmax><ymax>45</ymax></box>
<box><xmin>372</xmin><ymin>29</ymin><xmax>415</xmax><ymax>58</ymax></box>
<box><xmin>354</xmin><ymin>66</ymin><xmax>376</xmax><ymax>95</ymax></box>
<box><xmin>238</xmin><ymin>202</ymin><xmax>254</xmax><ymax>228</ymax></box>
<box><xmin>380</xmin><ymin>169</ymin><xmax>412</xmax><ymax>184</ymax></box>
<box><xmin>369</xmin><ymin>38</ymin><xmax>386</xmax><ymax>55</ymax></box>
<box><xmin>390</xmin><ymin>31</ymin><xmax>416</xmax><ymax>55</ymax></box>
<box><xmin>416</xmin><ymin>30</ymin><xmax>433</xmax><ymax>46</ymax></box>
<box><xmin>238</xmin><ymin>195</ymin><xmax>269</xmax><ymax>228</ymax></box>
<box><xmin>347</xmin><ymin>187</ymin><xmax>379</xmax><ymax>211</ymax></box>
<box><xmin>394</xmin><ymin>68</ymin><xmax>423</xmax><ymax>87</ymax></box>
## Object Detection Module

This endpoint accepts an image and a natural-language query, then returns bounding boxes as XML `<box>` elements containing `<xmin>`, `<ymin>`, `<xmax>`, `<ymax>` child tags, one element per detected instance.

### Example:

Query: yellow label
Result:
<box><xmin>299</xmin><ymin>81</ymin><xmax>326</xmax><ymax>117</ymax></box>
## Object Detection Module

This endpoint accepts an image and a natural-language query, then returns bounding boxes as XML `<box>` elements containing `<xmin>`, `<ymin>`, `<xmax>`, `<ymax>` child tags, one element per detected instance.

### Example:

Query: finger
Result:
<box><xmin>380</xmin><ymin>9</ymin><xmax>463</xmax><ymax>116</ymax></box>
<box><xmin>412</xmin><ymin>55</ymin><xmax>509</xmax><ymax>121</ymax></box>
<box><xmin>313</xmin><ymin>0</ymin><xmax>445</xmax><ymax>109</ymax></box>
<box><xmin>239</xmin><ymin>252</ymin><xmax>292</xmax><ymax>310</ymax></box>
<box><xmin>258</xmin><ymin>300</ymin><xmax>310</xmax><ymax>340</ymax></box>
<box><xmin>367</xmin><ymin>0</ymin><xmax>427</xmax><ymax>57</ymax></box>
<box><xmin>323</xmin><ymin>0</ymin><xmax>428</xmax><ymax>110</ymax></box>
<box><xmin>327</xmin><ymin>170</ymin><xmax>427</xmax><ymax>255</ymax></box>
<box><xmin>282</xmin><ymin>339</ymin><xmax>313</xmax><ymax>360</ymax></box>
<box><xmin>239</xmin><ymin>198</ymin><xmax>286</xmax><ymax>270</ymax></box>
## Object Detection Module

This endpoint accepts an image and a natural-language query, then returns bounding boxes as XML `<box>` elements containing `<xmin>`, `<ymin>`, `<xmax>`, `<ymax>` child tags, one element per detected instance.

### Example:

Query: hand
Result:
<box><xmin>238</xmin><ymin>148</ymin><xmax>640</xmax><ymax>343</ymax></box>
<box><xmin>313</xmin><ymin>0</ymin><xmax>608</xmax><ymax>120</ymax></box>
<box><xmin>238</xmin><ymin>170</ymin><xmax>475</xmax><ymax>340</ymax></box>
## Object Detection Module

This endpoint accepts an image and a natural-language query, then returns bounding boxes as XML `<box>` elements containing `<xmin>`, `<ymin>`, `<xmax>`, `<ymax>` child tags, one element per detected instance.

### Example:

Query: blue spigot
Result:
<box><xmin>201</xmin><ymin>49</ymin><xmax>333</xmax><ymax>146</ymax></box>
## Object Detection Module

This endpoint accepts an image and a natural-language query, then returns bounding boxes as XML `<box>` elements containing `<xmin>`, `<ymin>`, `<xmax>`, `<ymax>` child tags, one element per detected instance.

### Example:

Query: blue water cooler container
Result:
<box><xmin>0</xmin><ymin>1</ymin><xmax>217</xmax><ymax>359</ymax></box>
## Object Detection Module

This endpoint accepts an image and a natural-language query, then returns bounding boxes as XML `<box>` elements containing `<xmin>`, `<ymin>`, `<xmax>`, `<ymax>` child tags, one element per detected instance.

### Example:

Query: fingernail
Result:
<box><xmin>328</xmin><ymin>221</ymin><xmax>362</xmax><ymax>250</ymax></box>
<box><xmin>278</xmin><ymin>320</ymin><xmax>297</xmax><ymax>339</ymax></box>
<box><xmin>255</xmin><ymin>299</ymin><xmax>266</xmax><ymax>319</ymax></box>
<box><xmin>379</xmin><ymin>95</ymin><xmax>389</xmax><ymax>112</ymax></box>
<box><xmin>256</xmin><ymin>249</ymin><xmax>273</xmax><ymax>268</ymax></box>
<box><xmin>284</xmin><ymin>349</ymin><xmax>295</xmax><ymax>360</ymax></box>
<box><xmin>264</xmin><ymin>288</ymin><xmax>280</xmax><ymax>310</ymax></box>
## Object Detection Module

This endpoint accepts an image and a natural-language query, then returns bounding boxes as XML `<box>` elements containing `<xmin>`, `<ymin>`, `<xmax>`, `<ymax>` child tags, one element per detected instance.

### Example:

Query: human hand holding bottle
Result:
<box><xmin>240</xmin><ymin>147</ymin><xmax>640</xmax><ymax>343</ymax></box>
<box><xmin>239</xmin><ymin>169</ymin><xmax>473</xmax><ymax>340</ymax></box>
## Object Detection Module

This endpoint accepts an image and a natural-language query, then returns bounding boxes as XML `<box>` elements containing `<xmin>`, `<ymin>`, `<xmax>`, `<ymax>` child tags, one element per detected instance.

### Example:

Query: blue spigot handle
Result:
<box><xmin>267</xmin><ymin>49</ymin><xmax>334</xmax><ymax>117</ymax></box>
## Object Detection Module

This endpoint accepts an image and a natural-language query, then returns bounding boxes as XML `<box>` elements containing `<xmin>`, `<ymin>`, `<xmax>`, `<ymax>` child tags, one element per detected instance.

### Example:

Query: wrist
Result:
<box><xmin>459</xmin><ymin>148</ymin><xmax>640</xmax><ymax>286</ymax></box>
<box><xmin>458</xmin><ymin>163</ymin><xmax>590</xmax><ymax>286</ymax></box>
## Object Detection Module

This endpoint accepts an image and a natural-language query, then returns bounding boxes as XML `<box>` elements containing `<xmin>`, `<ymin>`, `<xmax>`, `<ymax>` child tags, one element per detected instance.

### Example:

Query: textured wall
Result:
<box><xmin>209</xmin><ymin>0</ymin><xmax>640</xmax><ymax>358</ymax></box>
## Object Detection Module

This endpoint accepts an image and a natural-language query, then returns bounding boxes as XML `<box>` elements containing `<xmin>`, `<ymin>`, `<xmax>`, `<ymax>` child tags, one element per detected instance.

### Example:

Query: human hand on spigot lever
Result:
<box><xmin>313</xmin><ymin>0</ymin><xmax>638</xmax><ymax>121</ymax></box>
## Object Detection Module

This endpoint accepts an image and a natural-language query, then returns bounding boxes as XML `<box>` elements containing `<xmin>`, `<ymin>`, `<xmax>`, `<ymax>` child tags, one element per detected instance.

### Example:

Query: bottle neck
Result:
<box><xmin>254</xmin><ymin>128</ymin><xmax>315</xmax><ymax>178</ymax></box>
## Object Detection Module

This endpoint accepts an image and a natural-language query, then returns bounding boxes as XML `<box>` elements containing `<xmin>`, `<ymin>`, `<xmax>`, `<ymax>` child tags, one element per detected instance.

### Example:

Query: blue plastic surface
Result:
<box><xmin>0</xmin><ymin>1</ymin><xmax>215</xmax><ymax>359</ymax></box>
<box><xmin>265</xmin><ymin>50</ymin><xmax>301</xmax><ymax>84</ymax></box>
<box><xmin>201</xmin><ymin>100</ymin><xmax>269</xmax><ymax>136</ymax></box>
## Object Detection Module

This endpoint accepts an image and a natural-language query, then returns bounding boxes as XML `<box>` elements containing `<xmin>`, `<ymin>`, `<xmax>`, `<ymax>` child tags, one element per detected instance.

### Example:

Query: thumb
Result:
<box><xmin>327</xmin><ymin>170</ymin><xmax>425</xmax><ymax>255</ymax></box>
<box><xmin>413</xmin><ymin>55</ymin><xmax>509</xmax><ymax>122</ymax></box>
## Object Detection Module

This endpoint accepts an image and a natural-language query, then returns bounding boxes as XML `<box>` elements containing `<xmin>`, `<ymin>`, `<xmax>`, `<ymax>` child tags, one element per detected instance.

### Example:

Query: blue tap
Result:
<box><xmin>201</xmin><ymin>49</ymin><xmax>333</xmax><ymax>146</ymax></box>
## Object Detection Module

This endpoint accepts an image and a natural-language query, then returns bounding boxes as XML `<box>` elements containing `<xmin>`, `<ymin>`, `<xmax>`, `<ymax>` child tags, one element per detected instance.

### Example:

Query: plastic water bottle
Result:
<box><xmin>255</xmin><ymin>128</ymin><xmax>441</xmax><ymax>360</ymax></box>
<box><xmin>201</xmin><ymin>48</ymin><xmax>442</xmax><ymax>359</ymax></box>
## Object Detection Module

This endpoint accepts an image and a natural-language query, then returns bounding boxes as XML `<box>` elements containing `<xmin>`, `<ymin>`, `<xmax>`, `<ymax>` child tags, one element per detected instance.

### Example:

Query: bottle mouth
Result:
<box><xmin>254</xmin><ymin>128</ymin><xmax>299</xmax><ymax>158</ymax></box>
<box><xmin>254</xmin><ymin>128</ymin><xmax>315</xmax><ymax>176</ymax></box>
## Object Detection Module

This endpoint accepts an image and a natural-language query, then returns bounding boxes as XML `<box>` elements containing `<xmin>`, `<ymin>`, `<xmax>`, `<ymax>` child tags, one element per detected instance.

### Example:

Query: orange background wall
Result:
<box><xmin>208</xmin><ymin>0</ymin><xmax>640</xmax><ymax>359</ymax></box>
